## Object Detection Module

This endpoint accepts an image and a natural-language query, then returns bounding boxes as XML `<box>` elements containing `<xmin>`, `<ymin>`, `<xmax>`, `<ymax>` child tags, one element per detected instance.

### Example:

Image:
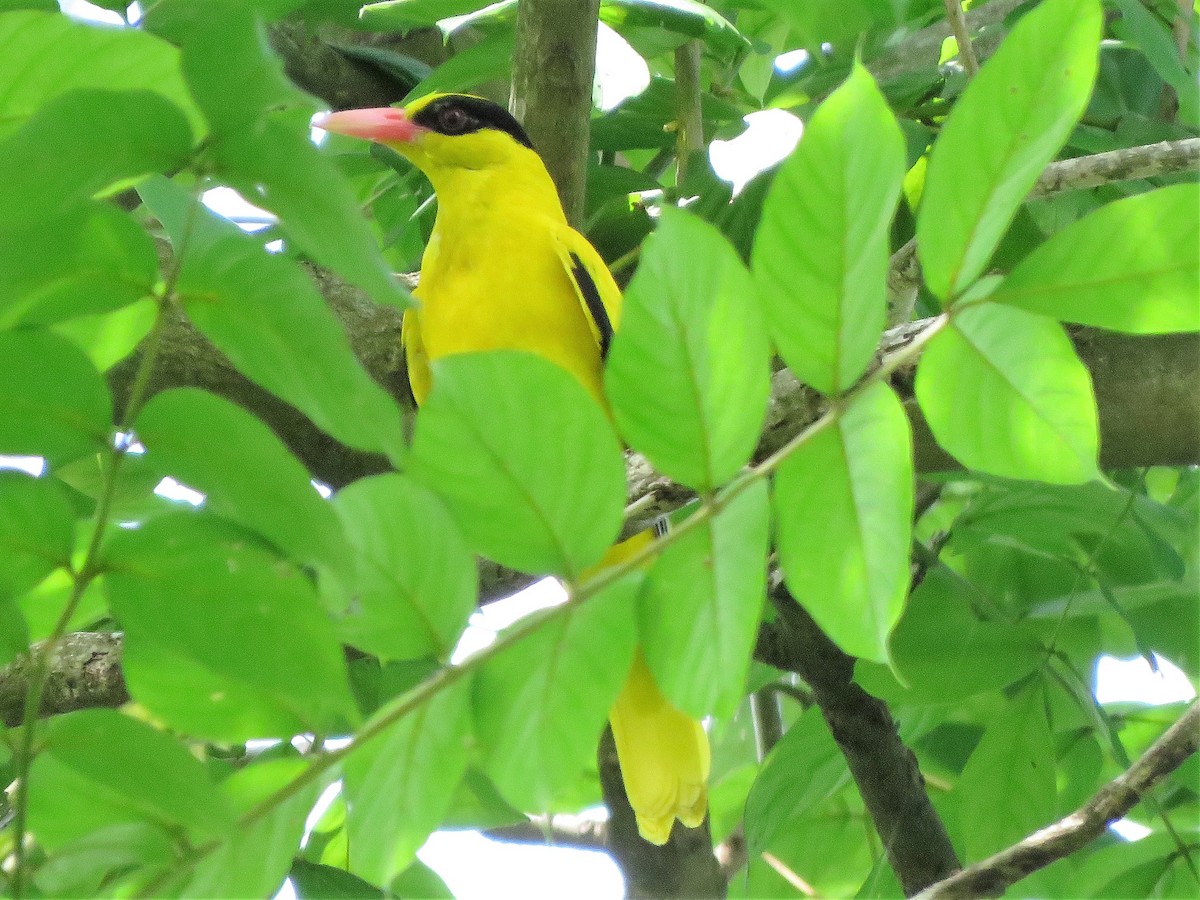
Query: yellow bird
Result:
<box><xmin>318</xmin><ymin>93</ymin><xmax>709</xmax><ymax>845</ymax></box>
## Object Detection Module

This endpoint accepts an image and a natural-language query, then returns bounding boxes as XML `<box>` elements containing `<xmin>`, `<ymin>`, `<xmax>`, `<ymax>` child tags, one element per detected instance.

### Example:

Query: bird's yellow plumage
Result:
<box><xmin>318</xmin><ymin>92</ymin><xmax>709</xmax><ymax>845</ymax></box>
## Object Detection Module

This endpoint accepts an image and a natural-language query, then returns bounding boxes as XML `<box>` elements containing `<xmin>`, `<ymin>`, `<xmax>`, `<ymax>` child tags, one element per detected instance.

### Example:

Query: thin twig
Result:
<box><xmin>915</xmin><ymin>701</ymin><xmax>1200</xmax><ymax>899</ymax></box>
<box><xmin>943</xmin><ymin>1</ymin><xmax>980</xmax><ymax>76</ymax></box>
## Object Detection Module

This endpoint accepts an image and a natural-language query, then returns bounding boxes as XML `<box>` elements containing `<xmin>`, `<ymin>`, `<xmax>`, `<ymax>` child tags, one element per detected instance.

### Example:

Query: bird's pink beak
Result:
<box><xmin>313</xmin><ymin>107</ymin><xmax>427</xmax><ymax>144</ymax></box>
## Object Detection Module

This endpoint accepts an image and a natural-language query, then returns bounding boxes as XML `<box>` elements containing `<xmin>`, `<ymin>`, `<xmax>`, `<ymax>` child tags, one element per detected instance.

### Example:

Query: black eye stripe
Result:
<box><xmin>412</xmin><ymin>96</ymin><xmax>535</xmax><ymax>150</ymax></box>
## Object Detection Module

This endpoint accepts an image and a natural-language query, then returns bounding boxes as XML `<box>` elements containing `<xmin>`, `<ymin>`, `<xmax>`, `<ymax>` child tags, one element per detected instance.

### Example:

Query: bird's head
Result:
<box><xmin>315</xmin><ymin>93</ymin><xmax>537</xmax><ymax>176</ymax></box>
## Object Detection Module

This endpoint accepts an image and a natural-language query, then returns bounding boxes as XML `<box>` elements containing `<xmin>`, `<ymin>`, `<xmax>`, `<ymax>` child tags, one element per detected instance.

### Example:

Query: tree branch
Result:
<box><xmin>755</xmin><ymin>583</ymin><xmax>962</xmax><ymax>895</ymax></box>
<box><xmin>0</xmin><ymin>632</ymin><xmax>128</xmax><ymax>728</ymax></box>
<box><xmin>485</xmin><ymin>813</ymin><xmax>608</xmax><ymax>851</ymax></box>
<box><xmin>914</xmin><ymin>701</ymin><xmax>1200</xmax><ymax>900</ymax></box>
<box><xmin>510</xmin><ymin>0</ymin><xmax>600</xmax><ymax>226</ymax></box>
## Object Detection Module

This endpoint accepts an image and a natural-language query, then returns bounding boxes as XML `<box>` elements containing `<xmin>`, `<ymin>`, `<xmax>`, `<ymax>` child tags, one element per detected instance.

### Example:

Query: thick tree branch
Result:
<box><xmin>914</xmin><ymin>701</ymin><xmax>1200</xmax><ymax>900</ymax></box>
<box><xmin>0</xmin><ymin>632</ymin><xmax>128</xmax><ymax>728</ymax></box>
<box><xmin>510</xmin><ymin>0</ymin><xmax>600</xmax><ymax>226</ymax></box>
<box><xmin>755</xmin><ymin>584</ymin><xmax>962</xmax><ymax>895</ymax></box>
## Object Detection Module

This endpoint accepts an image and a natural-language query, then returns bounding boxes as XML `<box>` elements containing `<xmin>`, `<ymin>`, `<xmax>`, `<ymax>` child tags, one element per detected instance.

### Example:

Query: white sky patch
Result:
<box><xmin>153</xmin><ymin>476</ymin><xmax>205</xmax><ymax>507</ymax></box>
<box><xmin>0</xmin><ymin>456</ymin><xmax>45</xmax><ymax>477</ymax></box>
<box><xmin>58</xmin><ymin>0</ymin><xmax>123</xmax><ymax>25</ymax></box>
<box><xmin>594</xmin><ymin>22</ymin><xmax>650</xmax><ymax>112</ymax></box>
<box><xmin>709</xmin><ymin>108</ymin><xmax>803</xmax><ymax>195</ymax></box>
<box><xmin>1094</xmin><ymin>654</ymin><xmax>1196</xmax><ymax>705</ymax></box>
<box><xmin>775</xmin><ymin>48</ymin><xmax>810</xmax><ymax>72</ymax></box>
<box><xmin>1110</xmin><ymin>818</ymin><xmax>1153</xmax><ymax>842</ymax></box>
<box><xmin>451</xmin><ymin>578</ymin><xmax>567</xmax><ymax>664</ymax></box>
<box><xmin>419</xmin><ymin>831</ymin><xmax>622</xmax><ymax>900</ymax></box>
<box><xmin>202</xmin><ymin>186</ymin><xmax>277</xmax><ymax>232</ymax></box>
<box><xmin>311</xmin><ymin>480</ymin><xmax>333</xmax><ymax>499</ymax></box>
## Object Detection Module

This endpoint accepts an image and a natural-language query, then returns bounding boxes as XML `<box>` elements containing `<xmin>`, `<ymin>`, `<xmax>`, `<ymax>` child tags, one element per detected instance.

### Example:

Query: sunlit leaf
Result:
<box><xmin>329</xmin><ymin>474</ymin><xmax>476</xmax><ymax>661</ymax></box>
<box><xmin>774</xmin><ymin>382</ymin><xmax>913</xmax><ymax>664</ymax></box>
<box><xmin>606</xmin><ymin>208</ymin><xmax>770</xmax><ymax>492</ymax></box>
<box><xmin>754</xmin><ymin>64</ymin><xmax>904</xmax><ymax>394</ymax></box>
<box><xmin>474</xmin><ymin>575</ymin><xmax>638</xmax><ymax>810</ymax></box>
<box><xmin>343</xmin><ymin>681</ymin><xmax>470</xmax><ymax>885</ymax></box>
<box><xmin>917</xmin><ymin>0</ymin><xmax>1102</xmax><ymax>299</ymax></box>
<box><xmin>994</xmin><ymin>184</ymin><xmax>1200</xmax><ymax>333</ymax></box>
<box><xmin>916</xmin><ymin>304</ymin><xmax>1100</xmax><ymax>484</ymax></box>
<box><xmin>640</xmin><ymin>481</ymin><xmax>769</xmax><ymax>717</ymax></box>
<box><xmin>410</xmin><ymin>351</ymin><xmax>626</xmax><ymax>580</ymax></box>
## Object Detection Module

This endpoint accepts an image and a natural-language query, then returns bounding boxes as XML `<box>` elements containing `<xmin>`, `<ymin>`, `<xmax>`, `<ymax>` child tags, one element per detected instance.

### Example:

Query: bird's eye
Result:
<box><xmin>438</xmin><ymin>106</ymin><xmax>472</xmax><ymax>134</ymax></box>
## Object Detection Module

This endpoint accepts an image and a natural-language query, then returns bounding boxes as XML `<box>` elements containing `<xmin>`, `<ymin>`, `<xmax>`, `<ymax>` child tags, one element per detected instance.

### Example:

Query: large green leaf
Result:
<box><xmin>639</xmin><ymin>481</ymin><xmax>769</xmax><ymax>717</ymax></box>
<box><xmin>606</xmin><ymin>208</ymin><xmax>770</xmax><ymax>492</ymax></box>
<box><xmin>0</xmin><ymin>89</ymin><xmax>192</xmax><ymax>222</ymax></box>
<box><xmin>38</xmin><ymin>710</ymin><xmax>235</xmax><ymax>839</ymax></box>
<box><xmin>916</xmin><ymin>303</ymin><xmax>1100</xmax><ymax>484</ymax></box>
<box><xmin>343</xmin><ymin>681</ymin><xmax>470</xmax><ymax>886</ymax></box>
<box><xmin>0</xmin><ymin>10</ymin><xmax>202</xmax><ymax>143</ymax></box>
<box><xmin>0</xmin><ymin>470</ymin><xmax>74</xmax><ymax>602</ymax></box>
<box><xmin>600</xmin><ymin>0</ymin><xmax>747</xmax><ymax>55</ymax></box>
<box><xmin>0</xmin><ymin>328</ymin><xmax>112</xmax><ymax>464</ymax></box>
<box><xmin>993</xmin><ymin>184</ymin><xmax>1200</xmax><ymax>333</ymax></box>
<box><xmin>473</xmin><ymin>575</ymin><xmax>638</xmax><ymax>811</ymax></box>
<box><xmin>329</xmin><ymin>474</ymin><xmax>476</xmax><ymax>661</ymax></box>
<box><xmin>183</xmin><ymin>759</ymin><xmax>328</xmax><ymax>899</ymax></box>
<box><xmin>178</xmin><ymin>4</ymin><xmax>408</xmax><ymax>308</ymax></box>
<box><xmin>917</xmin><ymin>0</ymin><xmax>1102</xmax><ymax>300</ymax></box>
<box><xmin>0</xmin><ymin>206</ymin><xmax>157</xmax><ymax>329</ymax></box>
<box><xmin>774</xmin><ymin>382</ymin><xmax>913</xmax><ymax>664</ymax></box>
<box><xmin>135</xmin><ymin>388</ymin><xmax>350</xmax><ymax>579</ymax></box>
<box><xmin>955</xmin><ymin>680</ymin><xmax>1056</xmax><ymax>860</ymax></box>
<box><xmin>105</xmin><ymin>513</ymin><xmax>356</xmax><ymax>741</ymax></box>
<box><xmin>753</xmin><ymin>64</ymin><xmax>904</xmax><ymax>395</ymax></box>
<box><xmin>743</xmin><ymin>710</ymin><xmax>850</xmax><ymax>857</ymax></box>
<box><xmin>410</xmin><ymin>351</ymin><xmax>626</xmax><ymax>580</ymax></box>
<box><xmin>890</xmin><ymin>568</ymin><xmax>1042</xmax><ymax>701</ymax></box>
<box><xmin>138</xmin><ymin>177</ymin><xmax>407</xmax><ymax>465</ymax></box>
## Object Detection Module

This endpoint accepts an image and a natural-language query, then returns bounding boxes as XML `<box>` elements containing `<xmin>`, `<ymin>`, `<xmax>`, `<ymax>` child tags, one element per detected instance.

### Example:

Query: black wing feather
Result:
<box><xmin>569</xmin><ymin>252</ymin><xmax>614</xmax><ymax>359</ymax></box>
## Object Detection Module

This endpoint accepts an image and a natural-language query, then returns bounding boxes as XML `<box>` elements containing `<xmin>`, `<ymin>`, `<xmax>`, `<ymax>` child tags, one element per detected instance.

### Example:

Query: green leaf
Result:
<box><xmin>600</xmin><ymin>0</ymin><xmax>748</xmax><ymax>56</ymax></box>
<box><xmin>473</xmin><ymin>575</ymin><xmax>638</xmax><ymax>811</ymax></box>
<box><xmin>743</xmin><ymin>710</ymin><xmax>850</xmax><ymax>857</ymax></box>
<box><xmin>0</xmin><ymin>206</ymin><xmax>157</xmax><ymax>329</ymax></box>
<box><xmin>358</xmin><ymin>0</ymin><xmax>484</xmax><ymax>29</ymax></box>
<box><xmin>40</xmin><ymin>710</ymin><xmax>235</xmax><ymax>838</ymax></box>
<box><xmin>916</xmin><ymin>0</ymin><xmax>1102</xmax><ymax>299</ymax></box>
<box><xmin>916</xmin><ymin>303</ymin><xmax>1100</xmax><ymax>484</ymax></box>
<box><xmin>343</xmin><ymin>681</ymin><xmax>470</xmax><ymax>886</ymax></box>
<box><xmin>404</xmin><ymin>29</ymin><xmax>516</xmax><ymax>101</ymax></box>
<box><xmin>179</xmin><ymin>5</ymin><xmax>409</xmax><ymax>308</ymax></box>
<box><xmin>410</xmin><ymin>351</ymin><xmax>626</xmax><ymax>580</ymax></box>
<box><xmin>606</xmin><ymin>208</ymin><xmax>771</xmax><ymax>492</ymax></box>
<box><xmin>0</xmin><ymin>10</ymin><xmax>202</xmax><ymax>143</ymax></box>
<box><xmin>0</xmin><ymin>89</ymin><xmax>192</xmax><ymax>221</ymax></box>
<box><xmin>329</xmin><ymin>475</ymin><xmax>476</xmax><ymax>661</ymax></box>
<box><xmin>35</xmin><ymin>823</ymin><xmax>176</xmax><ymax>899</ymax></box>
<box><xmin>890</xmin><ymin>568</ymin><xmax>1042</xmax><ymax>701</ymax></box>
<box><xmin>53</xmin><ymin>298</ymin><xmax>158</xmax><ymax>372</ymax></box>
<box><xmin>138</xmin><ymin>177</ymin><xmax>407</xmax><ymax>465</ymax></box>
<box><xmin>753</xmin><ymin>65</ymin><xmax>904</xmax><ymax>395</ymax></box>
<box><xmin>640</xmin><ymin>481</ymin><xmax>769</xmax><ymax>717</ymax></box>
<box><xmin>0</xmin><ymin>328</ymin><xmax>112</xmax><ymax>464</ymax></box>
<box><xmin>955</xmin><ymin>680</ymin><xmax>1056</xmax><ymax>860</ymax></box>
<box><xmin>104</xmin><ymin>513</ymin><xmax>357</xmax><ymax>741</ymax></box>
<box><xmin>0</xmin><ymin>470</ymin><xmax>74</xmax><ymax>600</ymax></box>
<box><xmin>183</xmin><ymin>758</ymin><xmax>328</xmax><ymax>899</ymax></box>
<box><xmin>993</xmin><ymin>184</ymin><xmax>1200</xmax><ymax>333</ymax></box>
<box><xmin>290</xmin><ymin>860</ymin><xmax>383</xmax><ymax>898</ymax></box>
<box><xmin>135</xmin><ymin>388</ymin><xmax>351</xmax><ymax>579</ymax></box>
<box><xmin>774</xmin><ymin>382</ymin><xmax>913</xmax><ymax>663</ymax></box>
